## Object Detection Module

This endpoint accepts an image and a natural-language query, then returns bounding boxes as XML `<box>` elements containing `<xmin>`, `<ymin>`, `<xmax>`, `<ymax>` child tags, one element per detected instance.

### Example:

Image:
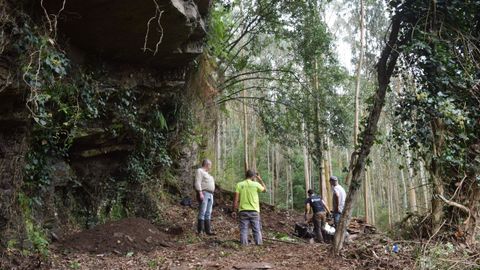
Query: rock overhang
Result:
<box><xmin>42</xmin><ymin>0</ymin><xmax>210</xmax><ymax>69</ymax></box>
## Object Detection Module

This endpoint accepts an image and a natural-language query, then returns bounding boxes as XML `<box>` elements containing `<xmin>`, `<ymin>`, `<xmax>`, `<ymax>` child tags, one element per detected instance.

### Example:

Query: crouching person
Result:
<box><xmin>232</xmin><ymin>170</ymin><xmax>266</xmax><ymax>245</ymax></box>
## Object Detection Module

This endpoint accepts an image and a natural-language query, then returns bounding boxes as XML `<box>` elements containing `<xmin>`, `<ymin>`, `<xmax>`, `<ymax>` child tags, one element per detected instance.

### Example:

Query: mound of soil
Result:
<box><xmin>56</xmin><ymin>218</ymin><xmax>170</xmax><ymax>254</ymax></box>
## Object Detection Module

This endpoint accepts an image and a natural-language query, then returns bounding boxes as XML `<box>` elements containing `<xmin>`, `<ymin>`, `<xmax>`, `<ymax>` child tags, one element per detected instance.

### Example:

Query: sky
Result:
<box><xmin>325</xmin><ymin>1</ymin><xmax>355</xmax><ymax>74</ymax></box>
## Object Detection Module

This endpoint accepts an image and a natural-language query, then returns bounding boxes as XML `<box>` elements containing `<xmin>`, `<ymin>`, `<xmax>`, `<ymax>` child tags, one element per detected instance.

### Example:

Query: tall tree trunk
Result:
<box><xmin>274</xmin><ymin>145</ymin><xmax>280</xmax><ymax>206</ymax></box>
<box><xmin>318</xmin><ymin>151</ymin><xmax>326</xmax><ymax>200</ymax></box>
<box><xmin>325</xmin><ymin>137</ymin><xmax>333</xmax><ymax>208</ymax></box>
<box><xmin>333</xmin><ymin>15</ymin><xmax>403</xmax><ymax>253</ymax></box>
<box><xmin>327</xmin><ymin>137</ymin><xmax>333</xmax><ymax>176</ymax></box>
<box><xmin>267</xmin><ymin>142</ymin><xmax>272</xmax><ymax>204</ymax></box>
<box><xmin>364</xmin><ymin>169</ymin><xmax>370</xmax><ymax>223</ymax></box>
<box><xmin>313</xmin><ymin>58</ymin><xmax>325</xmax><ymax>198</ymax></box>
<box><xmin>419</xmin><ymin>159</ymin><xmax>430</xmax><ymax>213</ymax></box>
<box><xmin>289</xmin><ymin>163</ymin><xmax>294</xmax><ymax>210</ymax></box>
<box><xmin>215</xmin><ymin>114</ymin><xmax>222</xmax><ymax>176</ymax></box>
<box><xmin>346</xmin><ymin>0</ymin><xmax>366</xmax><ymax>189</ymax></box>
<box><xmin>353</xmin><ymin>0</ymin><xmax>365</xmax><ymax>146</ymax></box>
<box><xmin>242</xmin><ymin>90</ymin><xmax>249</xmax><ymax>171</ymax></box>
<box><xmin>221</xmin><ymin>116</ymin><xmax>226</xmax><ymax>180</ymax></box>
<box><xmin>387</xmin><ymin>169</ymin><xmax>393</xmax><ymax>228</ymax></box>
<box><xmin>400</xmin><ymin>166</ymin><xmax>408</xmax><ymax>210</ymax></box>
<box><xmin>430</xmin><ymin>118</ymin><xmax>445</xmax><ymax>234</ymax></box>
<box><xmin>251</xmin><ymin>121</ymin><xmax>257</xmax><ymax>171</ymax></box>
<box><xmin>324</xmin><ymin>159</ymin><xmax>332</xmax><ymax>209</ymax></box>
<box><xmin>309</xmin><ymin>154</ymin><xmax>314</xmax><ymax>191</ymax></box>
<box><xmin>465</xmin><ymin>177</ymin><xmax>479</xmax><ymax>245</ymax></box>
<box><xmin>302</xmin><ymin>123</ymin><xmax>311</xmax><ymax>196</ymax></box>
<box><xmin>286</xmin><ymin>154</ymin><xmax>291</xmax><ymax>209</ymax></box>
<box><xmin>368</xmin><ymin>168</ymin><xmax>375</xmax><ymax>225</ymax></box>
<box><xmin>405</xmin><ymin>148</ymin><xmax>418</xmax><ymax>212</ymax></box>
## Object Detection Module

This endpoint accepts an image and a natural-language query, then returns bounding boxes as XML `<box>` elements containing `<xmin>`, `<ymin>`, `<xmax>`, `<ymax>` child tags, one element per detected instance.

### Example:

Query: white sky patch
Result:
<box><xmin>325</xmin><ymin>2</ymin><xmax>354</xmax><ymax>74</ymax></box>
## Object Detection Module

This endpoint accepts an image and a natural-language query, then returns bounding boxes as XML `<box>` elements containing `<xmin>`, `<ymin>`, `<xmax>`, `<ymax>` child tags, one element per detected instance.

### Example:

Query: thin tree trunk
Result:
<box><xmin>222</xmin><ymin>115</ymin><xmax>227</xmax><ymax>181</ymax></box>
<box><xmin>242</xmin><ymin>90</ymin><xmax>249</xmax><ymax>171</ymax></box>
<box><xmin>353</xmin><ymin>0</ymin><xmax>365</xmax><ymax>146</ymax></box>
<box><xmin>419</xmin><ymin>159</ymin><xmax>429</xmax><ymax>213</ymax></box>
<box><xmin>252</xmin><ymin>120</ymin><xmax>257</xmax><ymax>171</ymax></box>
<box><xmin>405</xmin><ymin>148</ymin><xmax>418</xmax><ymax>212</ymax></box>
<box><xmin>364</xmin><ymin>169</ymin><xmax>370</xmax><ymax>223</ymax></box>
<box><xmin>274</xmin><ymin>145</ymin><xmax>280</xmax><ymax>206</ymax></box>
<box><xmin>313</xmin><ymin>59</ymin><xmax>325</xmax><ymax>199</ymax></box>
<box><xmin>267</xmin><ymin>142</ymin><xmax>272</xmax><ymax>204</ymax></box>
<box><xmin>327</xmin><ymin>137</ymin><xmax>333</xmax><ymax>176</ymax></box>
<box><xmin>285</xmin><ymin>155</ymin><xmax>289</xmax><ymax>208</ymax></box>
<box><xmin>309</xmin><ymin>154</ymin><xmax>314</xmax><ymax>191</ymax></box>
<box><xmin>325</xmin><ymin>137</ymin><xmax>333</xmax><ymax>209</ymax></box>
<box><xmin>289</xmin><ymin>163</ymin><xmax>294</xmax><ymax>210</ymax></box>
<box><xmin>324</xmin><ymin>159</ymin><xmax>332</xmax><ymax>209</ymax></box>
<box><xmin>302</xmin><ymin>123</ymin><xmax>311</xmax><ymax>196</ymax></box>
<box><xmin>368</xmin><ymin>168</ymin><xmax>375</xmax><ymax>225</ymax></box>
<box><xmin>400</xmin><ymin>166</ymin><xmax>408</xmax><ymax>210</ymax></box>
<box><xmin>430</xmin><ymin>118</ymin><xmax>445</xmax><ymax>234</ymax></box>
<box><xmin>318</xmin><ymin>156</ymin><xmax>326</xmax><ymax>200</ymax></box>
<box><xmin>346</xmin><ymin>0</ymin><xmax>366</xmax><ymax>190</ymax></box>
<box><xmin>333</xmin><ymin>14</ymin><xmax>404</xmax><ymax>253</ymax></box>
<box><xmin>215</xmin><ymin>114</ymin><xmax>222</xmax><ymax>176</ymax></box>
<box><xmin>466</xmin><ymin>177</ymin><xmax>479</xmax><ymax>245</ymax></box>
<box><xmin>387</xmin><ymin>169</ymin><xmax>393</xmax><ymax>228</ymax></box>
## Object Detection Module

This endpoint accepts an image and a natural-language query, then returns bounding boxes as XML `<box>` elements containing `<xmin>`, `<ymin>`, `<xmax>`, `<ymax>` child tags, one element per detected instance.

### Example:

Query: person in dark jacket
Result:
<box><xmin>304</xmin><ymin>189</ymin><xmax>330</xmax><ymax>243</ymax></box>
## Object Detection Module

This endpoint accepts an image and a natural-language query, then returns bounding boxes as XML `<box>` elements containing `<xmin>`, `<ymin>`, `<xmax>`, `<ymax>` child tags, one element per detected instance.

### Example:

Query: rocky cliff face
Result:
<box><xmin>0</xmin><ymin>0</ymin><xmax>213</xmax><ymax>248</ymax></box>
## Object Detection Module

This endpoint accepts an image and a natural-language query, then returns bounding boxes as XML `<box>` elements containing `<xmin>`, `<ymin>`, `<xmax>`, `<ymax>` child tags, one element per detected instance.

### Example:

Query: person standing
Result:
<box><xmin>329</xmin><ymin>176</ymin><xmax>346</xmax><ymax>227</ymax></box>
<box><xmin>304</xmin><ymin>189</ymin><xmax>330</xmax><ymax>243</ymax></box>
<box><xmin>194</xmin><ymin>159</ymin><xmax>216</xmax><ymax>235</ymax></box>
<box><xmin>232</xmin><ymin>170</ymin><xmax>266</xmax><ymax>245</ymax></box>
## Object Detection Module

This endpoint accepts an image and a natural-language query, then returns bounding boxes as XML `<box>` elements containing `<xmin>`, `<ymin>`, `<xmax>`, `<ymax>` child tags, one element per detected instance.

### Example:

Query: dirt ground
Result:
<box><xmin>44</xmin><ymin>198</ymin><xmax>417</xmax><ymax>270</ymax></box>
<box><xmin>2</xmin><ymin>193</ymin><xmax>477</xmax><ymax>270</ymax></box>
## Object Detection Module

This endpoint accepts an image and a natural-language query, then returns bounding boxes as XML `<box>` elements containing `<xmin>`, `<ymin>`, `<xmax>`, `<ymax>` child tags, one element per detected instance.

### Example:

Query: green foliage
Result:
<box><xmin>390</xmin><ymin>0</ymin><xmax>480</xmax><ymax>229</ymax></box>
<box><xmin>18</xmin><ymin>193</ymin><xmax>49</xmax><ymax>256</ymax></box>
<box><xmin>69</xmin><ymin>261</ymin><xmax>81</xmax><ymax>269</ymax></box>
<box><xmin>13</xmin><ymin>23</ymin><xmax>69</xmax><ymax>90</ymax></box>
<box><xmin>417</xmin><ymin>242</ymin><xmax>459</xmax><ymax>270</ymax></box>
<box><xmin>147</xmin><ymin>259</ymin><xmax>158</xmax><ymax>269</ymax></box>
<box><xmin>12</xmin><ymin>10</ymin><xmax>177</xmax><ymax>241</ymax></box>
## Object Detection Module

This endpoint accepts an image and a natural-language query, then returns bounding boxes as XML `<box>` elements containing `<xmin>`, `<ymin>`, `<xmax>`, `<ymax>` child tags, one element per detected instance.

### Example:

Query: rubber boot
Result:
<box><xmin>204</xmin><ymin>219</ymin><xmax>216</xmax><ymax>236</ymax></box>
<box><xmin>197</xmin><ymin>219</ymin><xmax>204</xmax><ymax>234</ymax></box>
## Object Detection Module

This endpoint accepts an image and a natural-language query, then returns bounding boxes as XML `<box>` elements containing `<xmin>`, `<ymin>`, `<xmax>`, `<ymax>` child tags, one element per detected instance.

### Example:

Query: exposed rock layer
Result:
<box><xmin>0</xmin><ymin>0</ymin><xmax>212</xmax><ymax>247</ymax></box>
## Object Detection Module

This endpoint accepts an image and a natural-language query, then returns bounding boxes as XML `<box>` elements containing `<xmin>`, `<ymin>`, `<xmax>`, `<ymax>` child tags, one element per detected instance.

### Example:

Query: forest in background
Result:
<box><xmin>202</xmin><ymin>0</ymin><xmax>480</xmax><ymax>250</ymax></box>
<box><xmin>0</xmin><ymin>0</ymin><xmax>479</xmax><ymax>268</ymax></box>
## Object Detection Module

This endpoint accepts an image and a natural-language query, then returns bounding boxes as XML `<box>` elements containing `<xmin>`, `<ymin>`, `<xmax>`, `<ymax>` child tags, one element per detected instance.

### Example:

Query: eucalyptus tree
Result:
<box><xmin>252</xmin><ymin>0</ymin><xmax>351</xmax><ymax>201</ymax></box>
<box><xmin>335</xmin><ymin>0</ymin><xmax>480</xmax><ymax>252</ymax></box>
<box><xmin>333</xmin><ymin>0</ymin><xmax>414</xmax><ymax>252</ymax></box>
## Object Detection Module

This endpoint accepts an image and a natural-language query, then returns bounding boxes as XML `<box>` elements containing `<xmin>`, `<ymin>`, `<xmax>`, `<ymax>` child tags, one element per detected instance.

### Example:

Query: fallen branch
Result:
<box><xmin>436</xmin><ymin>194</ymin><xmax>471</xmax><ymax>225</ymax></box>
<box><xmin>422</xmin><ymin>220</ymin><xmax>446</xmax><ymax>257</ymax></box>
<box><xmin>263</xmin><ymin>237</ymin><xmax>300</xmax><ymax>245</ymax></box>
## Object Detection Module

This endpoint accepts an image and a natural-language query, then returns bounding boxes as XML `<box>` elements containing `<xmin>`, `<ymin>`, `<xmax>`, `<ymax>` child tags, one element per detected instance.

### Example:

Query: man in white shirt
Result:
<box><xmin>194</xmin><ymin>159</ymin><xmax>216</xmax><ymax>235</ymax></box>
<box><xmin>329</xmin><ymin>176</ymin><xmax>346</xmax><ymax>227</ymax></box>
